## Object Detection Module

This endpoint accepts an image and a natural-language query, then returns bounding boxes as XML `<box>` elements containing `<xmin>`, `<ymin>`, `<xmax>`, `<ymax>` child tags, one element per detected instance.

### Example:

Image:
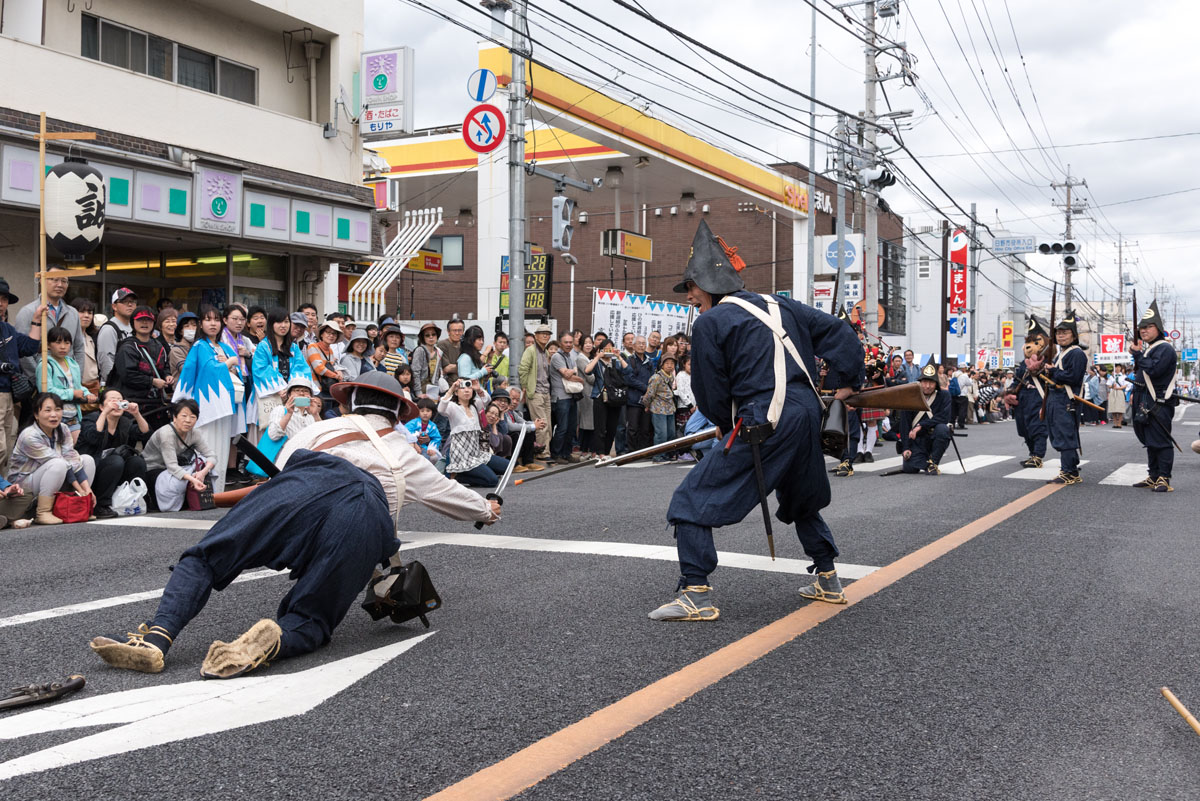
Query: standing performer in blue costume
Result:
<box><xmin>1028</xmin><ymin>311</ymin><xmax>1088</xmax><ymax>485</ymax></box>
<box><xmin>649</xmin><ymin>221</ymin><xmax>864</xmax><ymax>622</ymax></box>
<box><xmin>251</xmin><ymin>307</ymin><xmax>313</xmax><ymax>431</ymax></box>
<box><xmin>1004</xmin><ymin>317</ymin><xmax>1051</xmax><ymax>468</ymax></box>
<box><xmin>172</xmin><ymin>305</ymin><xmax>242</xmax><ymax>493</ymax></box>
<box><xmin>1129</xmin><ymin>300</ymin><xmax>1179</xmax><ymax>492</ymax></box>
<box><xmin>896</xmin><ymin>357</ymin><xmax>952</xmax><ymax>474</ymax></box>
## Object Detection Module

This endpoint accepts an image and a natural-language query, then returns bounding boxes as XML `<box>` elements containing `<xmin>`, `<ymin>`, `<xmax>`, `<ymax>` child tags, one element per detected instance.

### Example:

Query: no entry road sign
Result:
<box><xmin>462</xmin><ymin>103</ymin><xmax>506</xmax><ymax>154</ymax></box>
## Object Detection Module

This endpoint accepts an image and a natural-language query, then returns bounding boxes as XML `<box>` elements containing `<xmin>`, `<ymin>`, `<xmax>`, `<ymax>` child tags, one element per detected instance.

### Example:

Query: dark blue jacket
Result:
<box><xmin>1132</xmin><ymin>338</ymin><xmax>1178</xmax><ymax>406</ymax></box>
<box><xmin>690</xmin><ymin>291</ymin><xmax>864</xmax><ymax>432</ymax></box>
<box><xmin>624</xmin><ymin>353</ymin><xmax>653</xmax><ymax>407</ymax></box>
<box><xmin>1048</xmin><ymin>345</ymin><xmax>1087</xmax><ymax>396</ymax></box>
<box><xmin>0</xmin><ymin>321</ymin><xmax>40</xmax><ymax>393</ymax></box>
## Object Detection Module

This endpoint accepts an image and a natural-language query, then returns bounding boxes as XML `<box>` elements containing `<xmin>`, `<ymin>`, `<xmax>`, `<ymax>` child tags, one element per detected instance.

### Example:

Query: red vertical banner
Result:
<box><xmin>949</xmin><ymin>228</ymin><xmax>968</xmax><ymax>313</ymax></box>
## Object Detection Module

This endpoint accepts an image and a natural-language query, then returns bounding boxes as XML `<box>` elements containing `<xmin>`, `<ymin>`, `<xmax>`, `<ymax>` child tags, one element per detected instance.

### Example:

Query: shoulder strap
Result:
<box><xmin>1141</xmin><ymin>340</ymin><xmax>1176</xmax><ymax>401</ymax></box>
<box><xmin>718</xmin><ymin>294</ymin><xmax>815</xmax><ymax>427</ymax></box>
<box><xmin>343</xmin><ymin>414</ymin><xmax>405</xmax><ymax>521</ymax></box>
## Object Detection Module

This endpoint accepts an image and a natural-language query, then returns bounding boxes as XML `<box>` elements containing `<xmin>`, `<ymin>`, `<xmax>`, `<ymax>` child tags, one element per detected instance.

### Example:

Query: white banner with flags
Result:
<box><xmin>591</xmin><ymin>288</ymin><xmax>693</xmax><ymax>339</ymax></box>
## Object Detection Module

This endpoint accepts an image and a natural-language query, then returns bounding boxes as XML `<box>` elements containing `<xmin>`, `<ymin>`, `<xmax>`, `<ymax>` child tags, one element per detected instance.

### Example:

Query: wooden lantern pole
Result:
<box><xmin>36</xmin><ymin>112</ymin><xmax>96</xmax><ymax>391</ymax></box>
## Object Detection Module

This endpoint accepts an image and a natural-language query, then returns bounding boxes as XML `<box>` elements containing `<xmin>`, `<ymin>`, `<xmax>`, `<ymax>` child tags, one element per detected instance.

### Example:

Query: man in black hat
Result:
<box><xmin>896</xmin><ymin>357</ymin><xmax>952</xmax><ymax>474</ymax></box>
<box><xmin>1129</xmin><ymin>300</ymin><xmax>1178</xmax><ymax>492</ymax></box>
<box><xmin>1004</xmin><ymin>317</ymin><xmax>1051</xmax><ymax>468</ymax></box>
<box><xmin>649</xmin><ymin>220</ymin><xmax>864</xmax><ymax>622</ymax></box>
<box><xmin>1028</xmin><ymin>311</ymin><xmax>1087</xmax><ymax>484</ymax></box>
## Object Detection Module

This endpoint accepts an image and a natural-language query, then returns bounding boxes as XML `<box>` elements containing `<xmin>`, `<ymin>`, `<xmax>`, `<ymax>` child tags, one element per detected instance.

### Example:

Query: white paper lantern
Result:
<box><xmin>44</xmin><ymin>157</ymin><xmax>106</xmax><ymax>259</ymax></box>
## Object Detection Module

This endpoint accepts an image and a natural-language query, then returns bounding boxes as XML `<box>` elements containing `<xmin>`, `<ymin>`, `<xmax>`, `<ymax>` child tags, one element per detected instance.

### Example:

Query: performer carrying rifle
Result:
<box><xmin>896</xmin><ymin>357</ymin><xmax>952</xmax><ymax>474</ymax></box>
<box><xmin>1028</xmin><ymin>311</ymin><xmax>1087</xmax><ymax>485</ymax></box>
<box><xmin>649</xmin><ymin>220</ymin><xmax>864</xmax><ymax>622</ymax></box>
<box><xmin>89</xmin><ymin>372</ymin><xmax>500</xmax><ymax>679</ymax></box>
<box><xmin>1004</xmin><ymin>317</ymin><xmax>1051</xmax><ymax>468</ymax></box>
<box><xmin>1130</xmin><ymin>300</ymin><xmax>1178</xmax><ymax>492</ymax></box>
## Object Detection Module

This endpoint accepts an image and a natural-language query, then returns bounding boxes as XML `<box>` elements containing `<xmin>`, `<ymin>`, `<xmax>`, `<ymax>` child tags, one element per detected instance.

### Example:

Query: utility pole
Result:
<box><xmin>833</xmin><ymin>115</ymin><xmax>849</xmax><ymax>314</ymax></box>
<box><xmin>506</xmin><ymin>0</ymin><xmax>527</xmax><ymax>386</ymax></box>
<box><xmin>806</xmin><ymin>0</ymin><xmax>817</xmax><ymax>305</ymax></box>
<box><xmin>940</xmin><ymin>220</ymin><xmax>949</xmax><ymax>361</ymax></box>
<box><xmin>1051</xmin><ymin>165</ymin><xmax>1088</xmax><ymax>310</ymax></box>
<box><xmin>861</xmin><ymin>0</ymin><xmax>880</xmax><ymax>337</ymax></box>
<box><xmin>967</xmin><ymin>202</ymin><xmax>979</xmax><ymax>365</ymax></box>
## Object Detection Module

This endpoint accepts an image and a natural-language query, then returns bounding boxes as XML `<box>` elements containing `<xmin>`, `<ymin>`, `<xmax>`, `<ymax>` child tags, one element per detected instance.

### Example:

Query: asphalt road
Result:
<box><xmin>1</xmin><ymin>407</ymin><xmax>1198</xmax><ymax>800</ymax></box>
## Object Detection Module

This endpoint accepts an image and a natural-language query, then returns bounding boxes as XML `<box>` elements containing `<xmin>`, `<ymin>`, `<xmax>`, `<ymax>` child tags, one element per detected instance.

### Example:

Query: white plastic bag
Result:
<box><xmin>112</xmin><ymin>477</ymin><xmax>148</xmax><ymax>516</ymax></box>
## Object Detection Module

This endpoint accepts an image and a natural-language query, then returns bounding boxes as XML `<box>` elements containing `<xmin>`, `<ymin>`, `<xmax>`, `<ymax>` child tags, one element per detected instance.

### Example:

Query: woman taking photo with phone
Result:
<box><xmin>437</xmin><ymin>378</ymin><xmax>509</xmax><ymax>487</ymax></box>
<box><xmin>252</xmin><ymin>307</ymin><xmax>313</xmax><ymax>431</ymax></box>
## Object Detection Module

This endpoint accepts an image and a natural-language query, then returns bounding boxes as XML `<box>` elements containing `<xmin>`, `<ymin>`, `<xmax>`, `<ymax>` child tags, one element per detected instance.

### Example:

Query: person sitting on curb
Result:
<box><xmin>142</xmin><ymin>399</ymin><xmax>217</xmax><ymax>513</ymax></box>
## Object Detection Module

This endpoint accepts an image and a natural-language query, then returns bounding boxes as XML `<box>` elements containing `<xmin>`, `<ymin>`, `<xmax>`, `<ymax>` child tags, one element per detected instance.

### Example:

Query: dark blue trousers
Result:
<box><xmin>667</xmin><ymin>388</ymin><xmax>838</xmax><ymax>587</ymax></box>
<box><xmin>1046</xmin><ymin>391</ymin><xmax>1081</xmax><ymax>473</ymax></box>
<box><xmin>842</xmin><ymin>408</ymin><xmax>861</xmax><ymax>462</ymax></box>
<box><xmin>902</xmin><ymin>423</ymin><xmax>951</xmax><ymax>472</ymax></box>
<box><xmin>151</xmin><ymin>450</ymin><xmax>397</xmax><ymax>659</ymax></box>
<box><xmin>1014</xmin><ymin>391</ymin><xmax>1047</xmax><ymax>458</ymax></box>
<box><xmin>1132</xmin><ymin>392</ymin><xmax>1175</xmax><ymax>479</ymax></box>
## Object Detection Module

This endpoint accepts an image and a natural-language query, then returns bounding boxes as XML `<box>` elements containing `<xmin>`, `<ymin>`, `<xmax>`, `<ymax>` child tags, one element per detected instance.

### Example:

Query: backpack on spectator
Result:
<box><xmin>101</xmin><ymin>320</ymin><xmax>133</xmax><ymax>386</ymax></box>
<box><xmin>949</xmin><ymin>375</ymin><xmax>961</xmax><ymax>397</ymax></box>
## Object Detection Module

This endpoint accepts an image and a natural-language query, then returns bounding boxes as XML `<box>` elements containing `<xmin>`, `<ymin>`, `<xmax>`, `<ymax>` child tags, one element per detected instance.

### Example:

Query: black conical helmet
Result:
<box><xmin>672</xmin><ymin>219</ymin><xmax>746</xmax><ymax>295</ymax></box>
<box><xmin>1138</xmin><ymin>299</ymin><xmax>1165</xmax><ymax>337</ymax></box>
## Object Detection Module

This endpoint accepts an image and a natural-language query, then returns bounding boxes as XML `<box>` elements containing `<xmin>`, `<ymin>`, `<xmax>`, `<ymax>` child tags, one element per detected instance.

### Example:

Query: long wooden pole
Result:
<box><xmin>38</xmin><ymin>113</ymin><xmax>48</xmax><ymax>392</ymax></box>
<box><xmin>1161</xmin><ymin>687</ymin><xmax>1200</xmax><ymax>738</ymax></box>
<box><xmin>35</xmin><ymin>114</ymin><xmax>97</xmax><ymax>391</ymax></box>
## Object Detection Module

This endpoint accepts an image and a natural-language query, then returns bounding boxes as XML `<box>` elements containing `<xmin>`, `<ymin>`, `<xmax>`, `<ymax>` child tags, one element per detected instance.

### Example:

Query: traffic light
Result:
<box><xmin>1038</xmin><ymin>240</ymin><xmax>1080</xmax><ymax>268</ymax></box>
<box><xmin>860</xmin><ymin>166</ymin><xmax>897</xmax><ymax>190</ymax></box>
<box><xmin>552</xmin><ymin>195</ymin><xmax>574</xmax><ymax>251</ymax></box>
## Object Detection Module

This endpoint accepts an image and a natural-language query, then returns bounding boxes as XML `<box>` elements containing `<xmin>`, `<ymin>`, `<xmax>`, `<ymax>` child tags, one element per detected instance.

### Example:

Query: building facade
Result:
<box><xmin>0</xmin><ymin>0</ymin><xmax>370</xmax><ymax>314</ymax></box>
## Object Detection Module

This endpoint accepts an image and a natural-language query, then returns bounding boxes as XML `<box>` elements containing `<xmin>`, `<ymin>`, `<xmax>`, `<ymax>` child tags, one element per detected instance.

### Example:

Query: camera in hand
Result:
<box><xmin>118</xmin><ymin>400</ymin><xmax>130</xmax><ymax>410</ymax></box>
<box><xmin>459</xmin><ymin>379</ymin><xmax>472</xmax><ymax>389</ymax></box>
<box><xmin>0</xmin><ymin>362</ymin><xmax>16</xmax><ymax>376</ymax></box>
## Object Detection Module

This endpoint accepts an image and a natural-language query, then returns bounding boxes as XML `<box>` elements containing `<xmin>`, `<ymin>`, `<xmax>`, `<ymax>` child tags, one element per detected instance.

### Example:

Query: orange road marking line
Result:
<box><xmin>425</xmin><ymin>484</ymin><xmax>1062</xmax><ymax>801</ymax></box>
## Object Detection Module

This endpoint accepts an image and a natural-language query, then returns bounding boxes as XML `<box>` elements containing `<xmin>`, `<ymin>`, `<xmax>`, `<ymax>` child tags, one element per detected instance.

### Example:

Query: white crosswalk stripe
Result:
<box><xmin>1004</xmin><ymin>460</ymin><xmax>1090</xmax><ymax>480</ymax></box>
<box><xmin>938</xmin><ymin>455</ymin><xmax>1014</xmax><ymax>475</ymax></box>
<box><xmin>1099</xmin><ymin>463</ymin><xmax>1152</xmax><ymax>486</ymax></box>
<box><xmin>850</xmin><ymin>456</ymin><xmax>903</xmax><ymax>473</ymax></box>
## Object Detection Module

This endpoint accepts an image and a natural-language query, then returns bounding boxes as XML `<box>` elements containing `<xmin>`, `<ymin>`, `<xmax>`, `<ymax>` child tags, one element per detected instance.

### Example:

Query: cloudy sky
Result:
<box><xmin>364</xmin><ymin>0</ymin><xmax>1200</xmax><ymax>328</ymax></box>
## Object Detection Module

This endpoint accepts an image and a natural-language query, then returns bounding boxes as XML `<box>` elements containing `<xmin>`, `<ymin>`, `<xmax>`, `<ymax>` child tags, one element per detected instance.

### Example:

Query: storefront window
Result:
<box><xmin>68</xmin><ymin>246</ymin><xmax>283</xmax><ymax>314</ymax></box>
<box><xmin>233</xmin><ymin>253</ymin><xmax>286</xmax><ymax>281</ymax></box>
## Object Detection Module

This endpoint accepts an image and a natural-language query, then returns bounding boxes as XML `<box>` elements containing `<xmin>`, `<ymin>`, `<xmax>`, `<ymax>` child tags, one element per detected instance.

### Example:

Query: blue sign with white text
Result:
<box><xmin>824</xmin><ymin>239</ymin><xmax>857</xmax><ymax>271</ymax></box>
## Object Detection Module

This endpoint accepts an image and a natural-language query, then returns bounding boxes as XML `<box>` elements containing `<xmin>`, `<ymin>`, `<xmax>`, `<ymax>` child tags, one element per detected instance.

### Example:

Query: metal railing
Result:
<box><xmin>347</xmin><ymin>206</ymin><xmax>443</xmax><ymax>323</ymax></box>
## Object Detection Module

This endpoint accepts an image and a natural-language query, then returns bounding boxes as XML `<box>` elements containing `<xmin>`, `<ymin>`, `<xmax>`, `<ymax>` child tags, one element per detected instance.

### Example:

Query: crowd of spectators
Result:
<box><xmin>0</xmin><ymin>270</ymin><xmax>700</xmax><ymax>527</ymax></box>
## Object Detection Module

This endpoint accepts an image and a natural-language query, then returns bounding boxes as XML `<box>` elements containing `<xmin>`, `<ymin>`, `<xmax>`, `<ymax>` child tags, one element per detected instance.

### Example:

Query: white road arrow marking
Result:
<box><xmin>0</xmin><ymin>632</ymin><xmax>435</xmax><ymax>781</ymax></box>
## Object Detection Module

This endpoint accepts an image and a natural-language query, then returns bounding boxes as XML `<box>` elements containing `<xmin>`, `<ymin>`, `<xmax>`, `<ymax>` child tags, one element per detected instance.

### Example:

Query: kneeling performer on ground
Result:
<box><xmin>897</xmin><ymin>358</ymin><xmax>951</xmax><ymax>475</ymax></box>
<box><xmin>650</xmin><ymin>220</ymin><xmax>864</xmax><ymax>622</ymax></box>
<box><xmin>90</xmin><ymin>372</ymin><xmax>499</xmax><ymax>678</ymax></box>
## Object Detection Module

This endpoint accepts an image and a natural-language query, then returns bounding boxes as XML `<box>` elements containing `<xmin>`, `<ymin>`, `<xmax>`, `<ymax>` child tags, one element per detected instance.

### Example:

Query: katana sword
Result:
<box><xmin>476</xmin><ymin>423</ymin><xmax>527</xmax><ymax>529</ymax></box>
